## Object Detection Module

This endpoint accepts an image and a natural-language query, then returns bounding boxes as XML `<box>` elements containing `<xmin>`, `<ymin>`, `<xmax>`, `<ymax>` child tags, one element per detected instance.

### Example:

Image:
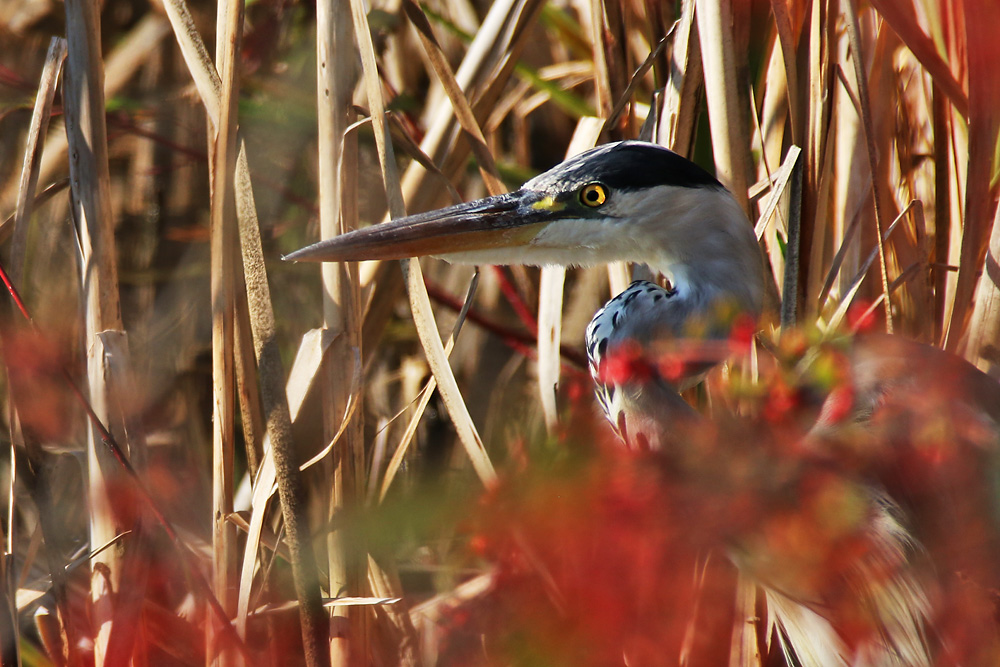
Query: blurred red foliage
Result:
<box><xmin>435</xmin><ymin>332</ymin><xmax>1000</xmax><ymax>666</ymax></box>
<box><xmin>1</xmin><ymin>325</ymin><xmax>76</xmax><ymax>443</ymax></box>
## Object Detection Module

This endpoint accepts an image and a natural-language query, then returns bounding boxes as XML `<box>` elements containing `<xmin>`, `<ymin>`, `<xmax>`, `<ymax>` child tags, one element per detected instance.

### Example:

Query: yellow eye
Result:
<box><xmin>579</xmin><ymin>183</ymin><xmax>608</xmax><ymax>207</ymax></box>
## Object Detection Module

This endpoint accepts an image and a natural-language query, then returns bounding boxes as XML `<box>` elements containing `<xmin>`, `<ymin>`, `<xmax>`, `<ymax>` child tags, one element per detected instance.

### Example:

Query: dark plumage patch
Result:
<box><xmin>597</xmin><ymin>142</ymin><xmax>721</xmax><ymax>190</ymax></box>
<box><xmin>529</xmin><ymin>141</ymin><xmax>722</xmax><ymax>193</ymax></box>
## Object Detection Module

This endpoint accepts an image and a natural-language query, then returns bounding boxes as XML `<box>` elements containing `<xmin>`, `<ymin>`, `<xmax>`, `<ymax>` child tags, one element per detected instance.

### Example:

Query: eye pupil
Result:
<box><xmin>580</xmin><ymin>183</ymin><xmax>607</xmax><ymax>207</ymax></box>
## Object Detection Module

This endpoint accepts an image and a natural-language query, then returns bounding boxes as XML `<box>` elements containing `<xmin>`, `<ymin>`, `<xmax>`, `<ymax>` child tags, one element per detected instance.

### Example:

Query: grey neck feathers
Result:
<box><xmin>634</xmin><ymin>185</ymin><xmax>765</xmax><ymax>321</ymax></box>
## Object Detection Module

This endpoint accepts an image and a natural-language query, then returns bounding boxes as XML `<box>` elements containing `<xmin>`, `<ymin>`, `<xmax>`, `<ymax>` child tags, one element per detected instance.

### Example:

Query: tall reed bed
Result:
<box><xmin>0</xmin><ymin>0</ymin><xmax>997</xmax><ymax>664</ymax></box>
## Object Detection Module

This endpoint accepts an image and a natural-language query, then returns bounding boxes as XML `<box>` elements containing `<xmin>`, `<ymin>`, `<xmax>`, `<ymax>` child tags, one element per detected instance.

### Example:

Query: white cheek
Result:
<box><xmin>531</xmin><ymin>216</ymin><xmax>625</xmax><ymax>251</ymax></box>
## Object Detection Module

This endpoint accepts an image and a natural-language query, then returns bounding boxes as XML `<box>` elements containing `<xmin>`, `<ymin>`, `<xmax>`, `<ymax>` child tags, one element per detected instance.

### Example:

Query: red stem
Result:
<box><xmin>491</xmin><ymin>265</ymin><xmax>538</xmax><ymax>335</ymax></box>
<box><xmin>423</xmin><ymin>278</ymin><xmax>589</xmax><ymax>376</ymax></box>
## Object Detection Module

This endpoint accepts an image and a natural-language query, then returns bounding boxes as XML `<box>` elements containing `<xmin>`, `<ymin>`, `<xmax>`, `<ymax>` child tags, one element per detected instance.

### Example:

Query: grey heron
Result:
<box><xmin>286</xmin><ymin>141</ymin><xmax>1000</xmax><ymax>665</ymax></box>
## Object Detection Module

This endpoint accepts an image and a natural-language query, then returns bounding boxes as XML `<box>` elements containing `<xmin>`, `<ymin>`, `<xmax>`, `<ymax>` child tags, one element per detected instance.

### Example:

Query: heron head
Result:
<box><xmin>284</xmin><ymin>141</ymin><xmax>759</xmax><ymax>302</ymax></box>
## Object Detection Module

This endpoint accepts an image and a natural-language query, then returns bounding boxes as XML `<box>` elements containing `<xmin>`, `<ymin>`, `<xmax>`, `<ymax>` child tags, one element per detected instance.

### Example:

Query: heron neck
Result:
<box><xmin>641</xmin><ymin>188</ymin><xmax>766</xmax><ymax>321</ymax></box>
<box><xmin>658</xmin><ymin>255</ymin><xmax>763</xmax><ymax>322</ymax></box>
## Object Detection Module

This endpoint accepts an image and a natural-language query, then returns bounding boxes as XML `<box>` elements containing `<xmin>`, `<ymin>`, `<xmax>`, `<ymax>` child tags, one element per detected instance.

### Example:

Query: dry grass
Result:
<box><xmin>0</xmin><ymin>0</ymin><xmax>998</xmax><ymax>665</ymax></box>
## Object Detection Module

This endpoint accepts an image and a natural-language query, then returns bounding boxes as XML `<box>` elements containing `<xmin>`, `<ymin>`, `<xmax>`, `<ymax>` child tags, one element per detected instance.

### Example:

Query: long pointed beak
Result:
<box><xmin>284</xmin><ymin>189</ymin><xmax>560</xmax><ymax>263</ymax></box>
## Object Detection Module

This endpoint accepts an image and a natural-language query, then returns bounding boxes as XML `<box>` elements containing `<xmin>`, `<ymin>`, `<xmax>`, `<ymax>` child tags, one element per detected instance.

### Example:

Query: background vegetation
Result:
<box><xmin>0</xmin><ymin>0</ymin><xmax>998</xmax><ymax>664</ymax></box>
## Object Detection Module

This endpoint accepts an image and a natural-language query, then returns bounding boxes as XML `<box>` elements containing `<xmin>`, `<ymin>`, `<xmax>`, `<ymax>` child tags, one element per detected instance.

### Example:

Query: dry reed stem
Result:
<box><xmin>601</xmin><ymin>33</ymin><xmax>670</xmax><ymax>139</ymax></box>
<box><xmin>316</xmin><ymin>0</ymin><xmax>365</xmax><ymax>663</ymax></box>
<box><xmin>826</xmin><ymin>60</ymin><xmax>866</xmax><ymax>313</ymax></box>
<box><xmin>868</xmin><ymin>0</ymin><xmax>968</xmax><ymax>119</ymax></box>
<box><xmin>791</xmin><ymin>0</ymin><xmax>834</xmax><ymax>325</ymax></box>
<box><xmin>233</xmin><ymin>291</ymin><xmax>264</xmax><ymax>479</ymax></box>
<box><xmin>825</xmin><ymin>201</ymin><xmax>914</xmax><ymax>334</ymax></box>
<box><xmin>537</xmin><ymin>265</ymin><xmax>566</xmax><ymax>431</ymax></box>
<box><xmin>350</xmin><ymin>0</ymin><xmax>496</xmax><ymax>485</ymax></box>
<box><xmin>100</xmin><ymin>331</ymin><xmax>152</xmax><ymax>665</ymax></box>
<box><xmin>366</xmin><ymin>556</ymin><xmax>420</xmax><ymax>666</ymax></box>
<box><xmin>755</xmin><ymin>32</ymin><xmax>790</xmax><ymax>219</ymax></box>
<box><xmin>240</xmin><ymin>176</ymin><xmax>332</xmax><ymax>664</ymax></box>
<box><xmin>966</xmin><ymin>199</ymin><xmax>1000</xmax><ymax>371</ymax></box>
<box><xmin>597</xmin><ymin>0</ymin><xmax>631</xmax><ymax>138</ymax></box>
<box><xmin>588</xmin><ymin>0</ymin><xmax>612</xmax><ymax>120</ymax></box>
<box><xmin>399</xmin><ymin>0</ymin><xmax>544</xmax><ymax>211</ymax></box>
<box><xmin>15</xmin><ymin>456</ymin><xmax>85</xmax><ymax>666</ymax></box>
<box><xmin>63</xmin><ymin>0</ymin><xmax>130</xmax><ymax>660</ymax></box>
<box><xmin>158</xmin><ymin>0</ymin><xmax>331</xmax><ymax>655</ymax></box>
<box><xmin>10</xmin><ymin>38</ymin><xmax>65</xmax><ymax>287</ymax></box>
<box><xmin>754</xmin><ymin>146</ymin><xmax>801</xmax><ymax>241</ymax></box>
<box><xmin>233</xmin><ymin>141</ymin><xmax>329</xmax><ymax>662</ymax></box>
<box><xmin>948</xmin><ymin>0</ymin><xmax>1000</xmax><ymax>353</ymax></box>
<box><xmin>208</xmin><ymin>0</ymin><xmax>243</xmax><ymax>661</ymax></box>
<box><xmin>236</xmin><ymin>328</ymin><xmax>336</xmax><ymax>640</ymax></box>
<box><xmin>697</xmin><ymin>0</ymin><xmax>751</xmax><ymax>217</ymax></box>
<box><xmin>768</xmin><ymin>0</ymin><xmax>800</xmax><ymax>147</ymax></box>
<box><xmin>402</xmin><ymin>0</ymin><xmax>505</xmax><ymax>196</ymax></box>
<box><xmin>378</xmin><ymin>274</ymin><xmax>477</xmax><ymax>501</ymax></box>
<box><xmin>728</xmin><ymin>573</ymin><xmax>761</xmax><ymax>667</ymax></box>
<box><xmin>1</xmin><ymin>203</ymin><xmax>246</xmax><ymax>666</ymax></box>
<box><xmin>160</xmin><ymin>0</ymin><xmax>222</xmax><ymax>126</ymax></box>
<box><xmin>537</xmin><ymin>118</ymin><xmax>603</xmax><ymax>432</ymax></box>
<box><xmin>656</xmin><ymin>0</ymin><xmax>701</xmax><ymax>155</ymax></box>
<box><xmin>0</xmin><ymin>14</ymin><xmax>170</xmax><ymax>216</ymax></box>
<box><xmin>843</xmin><ymin>0</ymin><xmax>893</xmax><ymax>334</ymax></box>
<box><xmin>357</xmin><ymin>0</ymin><xmax>543</xmax><ymax>376</ymax></box>
<box><xmin>4</xmin><ymin>41</ymin><xmax>66</xmax><ymax>662</ymax></box>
